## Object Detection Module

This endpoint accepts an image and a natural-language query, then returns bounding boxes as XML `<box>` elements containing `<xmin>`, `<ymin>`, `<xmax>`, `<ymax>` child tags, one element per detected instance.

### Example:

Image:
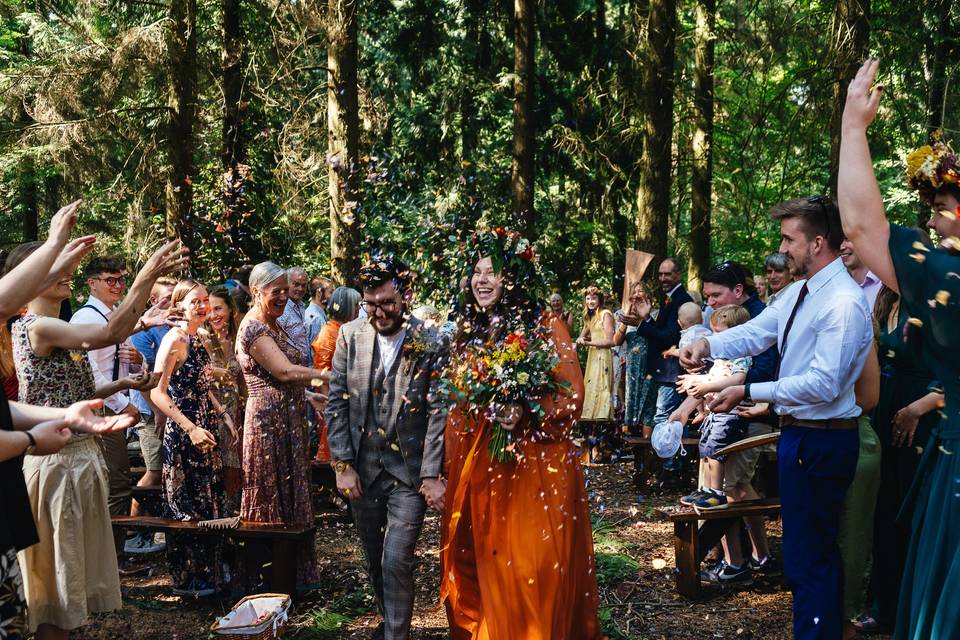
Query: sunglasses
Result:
<box><xmin>711</xmin><ymin>260</ymin><xmax>747</xmax><ymax>286</ymax></box>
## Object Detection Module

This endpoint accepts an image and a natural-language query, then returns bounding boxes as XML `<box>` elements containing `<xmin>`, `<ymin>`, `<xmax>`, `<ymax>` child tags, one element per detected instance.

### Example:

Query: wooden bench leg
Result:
<box><xmin>269</xmin><ymin>539</ymin><xmax>297</xmax><ymax>596</ymax></box>
<box><xmin>674</xmin><ymin>520</ymin><xmax>701</xmax><ymax>599</ymax></box>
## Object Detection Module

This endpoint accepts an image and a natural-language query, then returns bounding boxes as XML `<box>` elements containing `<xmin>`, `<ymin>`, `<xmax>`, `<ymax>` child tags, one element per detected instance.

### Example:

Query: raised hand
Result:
<box><xmin>842</xmin><ymin>58</ymin><xmax>882</xmax><ymax>133</ymax></box>
<box><xmin>48</xmin><ymin>235</ymin><xmax>97</xmax><ymax>283</ymax></box>
<box><xmin>46</xmin><ymin>200</ymin><xmax>82</xmax><ymax>248</ymax></box>
<box><xmin>63</xmin><ymin>399</ymin><xmax>138</xmax><ymax>434</ymax></box>
<box><xmin>140</xmin><ymin>240</ymin><xmax>191</xmax><ymax>281</ymax></box>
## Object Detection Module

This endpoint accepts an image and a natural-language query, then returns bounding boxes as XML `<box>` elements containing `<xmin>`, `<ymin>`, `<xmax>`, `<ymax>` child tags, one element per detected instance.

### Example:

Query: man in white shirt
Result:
<box><xmin>681</xmin><ymin>196</ymin><xmax>873</xmax><ymax>640</ymax></box>
<box><xmin>71</xmin><ymin>256</ymin><xmax>142</xmax><ymax>554</ymax></box>
<box><xmin>278</xmin><ymin>266</ymin><xmax>311</xmax><ymax>365</ymax></box>
<box><xmin>839</xmin><ymin>237</ymin><xmax>882</xmax><ymax>311</ymax></box>
<box><xmin>305</xmin><ymin>276</ymin><xmax>335</xmax><ymax>347</ymax></box>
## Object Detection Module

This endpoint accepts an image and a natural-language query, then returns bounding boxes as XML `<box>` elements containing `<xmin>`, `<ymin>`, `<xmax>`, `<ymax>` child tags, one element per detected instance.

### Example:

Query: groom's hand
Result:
<box><xmin>336</xmin><ymin>466</ymin><xmax>363</xmax><ymax>500</ymax></box>
<box><xmin>420</xmin><ymin>477</ymin><xmax>447</xmax><ymax>512</ymax></box>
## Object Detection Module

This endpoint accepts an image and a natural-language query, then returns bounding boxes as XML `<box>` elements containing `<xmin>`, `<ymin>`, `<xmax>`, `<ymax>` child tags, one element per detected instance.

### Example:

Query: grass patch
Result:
<box><xmin>599</xmin><ymin>606</ymin><xmax>634</xmax><ymax>640</ymax></box>
<box><xmin>595</xmin><ymin>552</ymin><xmax>641</xmax><ymax>588</ymax></box>
<box><xmin>289</xmin><ymin>610</ymin><xmax>352</xmax><ymax>639</ymax></box>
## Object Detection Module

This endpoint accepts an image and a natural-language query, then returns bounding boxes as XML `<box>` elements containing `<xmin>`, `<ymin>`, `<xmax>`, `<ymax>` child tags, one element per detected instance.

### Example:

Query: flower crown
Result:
<box><xmin>905</xmin><ymin>131</ymin><xmax>960</xmax><ymax>205</ymax></box>
<box><xmin>466</xmin><ymin>227</ymin><xmax>538</xmax><ymax>282</ymax></box>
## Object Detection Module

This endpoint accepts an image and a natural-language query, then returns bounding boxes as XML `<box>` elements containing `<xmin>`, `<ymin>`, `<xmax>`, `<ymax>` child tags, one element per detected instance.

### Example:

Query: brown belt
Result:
<box><xmin>779</xmin><ymin>415</ymin><xmax>859</xmax><ymax>430</ymax></box>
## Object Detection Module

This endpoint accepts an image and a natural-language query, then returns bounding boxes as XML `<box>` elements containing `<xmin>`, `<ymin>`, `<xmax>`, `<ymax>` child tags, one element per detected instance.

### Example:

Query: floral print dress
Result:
<box><xmin>162</xmin><ymin>332</ymin><xmax>228</xmax><ymax>591</ymax></box>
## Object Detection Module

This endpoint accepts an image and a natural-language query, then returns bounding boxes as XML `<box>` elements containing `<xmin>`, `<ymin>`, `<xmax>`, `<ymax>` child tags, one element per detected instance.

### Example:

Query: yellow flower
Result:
<box><xmin>906</xmin><ymin>145</ymin><xmax>936</xmax><ymax>180</ymax></box>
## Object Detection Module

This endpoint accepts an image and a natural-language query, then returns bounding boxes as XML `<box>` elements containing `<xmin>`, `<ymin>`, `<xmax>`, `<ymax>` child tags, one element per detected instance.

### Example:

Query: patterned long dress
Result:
<box><xmin>580</xmin><ymin>309</ymin><xmax>614</xmax><ymax>420</ymax></box>
<box><xmin>163</xmin><ymin>332</ymin><xmax>228</xmax><ymax>592</ymax></box>
<box><xmin>236</xmin><ymin>318</ymin><xmax>318</xmax><ymax>584</ymax></box>
<box><xmin>622</xmin><ymin>327</ymin><xmax>657</xmax><ymax>430</ymax></box>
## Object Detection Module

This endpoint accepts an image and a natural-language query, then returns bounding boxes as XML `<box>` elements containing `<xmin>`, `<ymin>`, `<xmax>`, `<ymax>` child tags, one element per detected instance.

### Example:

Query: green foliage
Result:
<box><xmin>598</xmin><ymin>606</ymin><xmax>634</xmax><ymax>640</ymax></box>
<box><xmin>595</xmin><ymin>551</ymin><xmax>641</xmax><ymax>588</ymax></box>
<box><xmin>0</xmin><ymin>0</ymin><xmax>956</xmax><ymax>294</ymax></box>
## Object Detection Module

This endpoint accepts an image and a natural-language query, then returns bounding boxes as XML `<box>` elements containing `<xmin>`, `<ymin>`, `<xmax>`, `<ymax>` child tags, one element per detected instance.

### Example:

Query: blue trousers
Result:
<box><xmin>779</xmin><ymin>425</ymin><xmax>859</xmax><ymax>640</ymax></box>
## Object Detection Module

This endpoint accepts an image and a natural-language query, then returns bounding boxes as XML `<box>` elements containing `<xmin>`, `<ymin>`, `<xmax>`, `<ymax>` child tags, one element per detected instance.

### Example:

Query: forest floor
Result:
<box><xmin>74</xmin><ymin>461</ymin><xmax>889</xmax><ymax>640</ymax></box>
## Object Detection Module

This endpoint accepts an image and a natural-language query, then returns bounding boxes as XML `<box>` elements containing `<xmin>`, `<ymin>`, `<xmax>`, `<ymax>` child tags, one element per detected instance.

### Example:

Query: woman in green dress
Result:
<box><xmin>839</xmin><ymin>58</ymin><xmax>960</xmax><ymax>640</ymax></box>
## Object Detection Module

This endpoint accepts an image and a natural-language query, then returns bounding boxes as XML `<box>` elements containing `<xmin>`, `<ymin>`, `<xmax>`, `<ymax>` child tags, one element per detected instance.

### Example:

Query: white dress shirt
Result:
<box><xmin>706</xmin><ymin>258</ymin><xmax>873</xmax><ymax>420</ymax></box>
<box><xmin>70</xmin><ymin>295</ymin><xmax>132</xmax><ymax>414</ymax></box>
<box><xmin>377</xmin><ymin>328</ymin><xmax>406</xmax><ymax>373</ymax></box>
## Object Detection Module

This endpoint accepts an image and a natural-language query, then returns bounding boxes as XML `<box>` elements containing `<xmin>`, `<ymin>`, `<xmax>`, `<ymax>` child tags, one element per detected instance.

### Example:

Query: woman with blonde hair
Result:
<box><xmin>576</xmin><ymin>285</ymin><xmax>615</xmax><ymax>421</ymax></box>
<box><xmin>151</xmin><ymin>279</ymin><xmax>228</xmax><ymax>596</ymax></box>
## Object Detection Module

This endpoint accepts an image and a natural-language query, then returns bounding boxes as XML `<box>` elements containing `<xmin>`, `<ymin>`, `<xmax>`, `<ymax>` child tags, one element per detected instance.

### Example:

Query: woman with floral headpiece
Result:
<box><xmin>438</xmin><ymin>228</ymin><xmax>602</xmax><ymax>640</ymax></box>
<box><xmin>576</xmin><ymin>285</ymin><xmax>616</xmax><ymax>422</ymax></box>
<box><xmin>838</xmin><ymin>59</ymin><xmax>960</xmax><ymax>640</ymax></box>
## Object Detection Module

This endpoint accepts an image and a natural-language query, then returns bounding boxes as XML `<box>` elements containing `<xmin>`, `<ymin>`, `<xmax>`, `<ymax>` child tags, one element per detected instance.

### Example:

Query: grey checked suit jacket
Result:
<box><xmin>325</xmin><ymin>315</ymin><xmax>449</xmax><ymax>484</ymax></box>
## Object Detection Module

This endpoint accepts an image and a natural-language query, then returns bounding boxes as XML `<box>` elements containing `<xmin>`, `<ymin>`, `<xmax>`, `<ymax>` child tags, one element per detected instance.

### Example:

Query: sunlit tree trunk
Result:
<box><xmin>512</xmin><ymin>0</ymin><xmax>535</xmax><ymax>237</ymax></box>
<box><xmin>828</xmin><ymin>0</ymin><xmax>869</xmax><ymax>196</ymax></box>
<box><xmin>688</xmin><ymin>0</ymin><xmax>715</xmax><ymax>291</ymax></box>
<box><xmin>328</xmin><ymin>0</ymin><xmax>361</xmax><ymax>285</ymax></box>
<box><xmin>635</xmin><ymin>0</ymin><xmax>676</xmax><ymax>260</ymax></box>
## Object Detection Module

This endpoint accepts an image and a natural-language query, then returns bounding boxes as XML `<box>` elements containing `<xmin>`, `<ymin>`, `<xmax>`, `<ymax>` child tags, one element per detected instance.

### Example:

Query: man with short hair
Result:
<box><xmin>681</xmin><ymin>196</ymin><xmax>873</xmax><ymax>640</ymax></box>
<box><xmin>71</xmin><ymin>256</ymin><xmax>142</xmax><ymax>554</ymax></box>
<box><xmin>764</xmin><ymin>253</ymin><xmax>796</xmax><ymax>306</ymax></box>
<box><xmin>627</xmin><ymin>257</ymin><xmax>693</xmax><ymax>484</ymax></box>
<box><xmin>697</xmin><ymin>261</ymin><xmax>777</xmax><ymax>583</ymax></box>
<box><xmin>326</xmin><ymin>255</ymin><xmax>448</xmax><ymax>640</ymax></box>
<box><xmin>278</xmin><ymin>266</ymin><xmax>311</xmax><ymax>365</ymax></box>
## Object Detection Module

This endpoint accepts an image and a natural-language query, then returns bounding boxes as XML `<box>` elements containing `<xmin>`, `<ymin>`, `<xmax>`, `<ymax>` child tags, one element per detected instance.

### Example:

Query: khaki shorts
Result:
<box><xmin>138</xmin><ymin>413</ymin><xmax>163</xmax><ymax>472</ymax></box>
<box><xmin>723</xmin><ymin>422</ymin><xmax>775</xmax><ymax>493</ymax></box>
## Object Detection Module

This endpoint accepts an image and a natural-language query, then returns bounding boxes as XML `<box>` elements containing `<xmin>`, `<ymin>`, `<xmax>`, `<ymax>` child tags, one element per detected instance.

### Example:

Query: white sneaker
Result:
<box><xmin>124</xmin><ymin>533</ymin><xmax>166</xmax><ymax>555</ymax></box>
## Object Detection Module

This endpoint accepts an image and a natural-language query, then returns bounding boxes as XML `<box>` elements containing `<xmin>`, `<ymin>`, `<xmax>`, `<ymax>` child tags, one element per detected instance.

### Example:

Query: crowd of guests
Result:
<box><xmin>1</xmin><ymin>60</ymin><xmax>958</xmax><ymax>640</ymax></box>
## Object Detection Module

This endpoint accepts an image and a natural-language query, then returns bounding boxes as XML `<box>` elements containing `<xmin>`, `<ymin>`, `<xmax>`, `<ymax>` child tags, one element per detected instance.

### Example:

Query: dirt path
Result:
<box><xmin>74</xmin><ymin>463</ymin><xmax>889</xmax><ymax>639</ymax></box>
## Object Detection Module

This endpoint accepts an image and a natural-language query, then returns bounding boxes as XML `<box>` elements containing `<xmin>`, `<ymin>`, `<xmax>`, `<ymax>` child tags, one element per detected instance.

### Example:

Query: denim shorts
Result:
<box><xmin>699</xmin><ymin>411</ymin><xmax>747</xmax><ymax>460</ymax></box>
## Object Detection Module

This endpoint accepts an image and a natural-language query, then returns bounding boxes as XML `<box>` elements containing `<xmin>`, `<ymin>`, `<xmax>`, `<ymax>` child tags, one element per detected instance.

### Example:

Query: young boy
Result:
<box><xmin>670</xmin><ymin>304</ymin><xmax>752</xmax><ymax>510</ymax></box>
<box><xmin>663</xmin><ymin>301</ymin><xmax>712</xmax><ymax>359</ymax></box>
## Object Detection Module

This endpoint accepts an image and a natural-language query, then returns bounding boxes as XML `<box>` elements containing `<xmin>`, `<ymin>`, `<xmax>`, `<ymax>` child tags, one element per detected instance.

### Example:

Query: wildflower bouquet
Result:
<box><xmin>442</xmin><ymin>328</ymin><xmax>564</xmax><ymax>462</ymax></box>
<box><xmin>906</xmin><ymin>133</ymin><xmax>960</xmax><ymax>204</ymax></box>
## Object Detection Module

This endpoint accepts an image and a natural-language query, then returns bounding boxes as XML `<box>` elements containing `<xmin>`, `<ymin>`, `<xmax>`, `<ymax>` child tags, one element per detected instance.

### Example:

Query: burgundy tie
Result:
<box><xmin>774</xmin><ymin>283</ymin><xmax>808</xmax><ymax>379</ymax></box>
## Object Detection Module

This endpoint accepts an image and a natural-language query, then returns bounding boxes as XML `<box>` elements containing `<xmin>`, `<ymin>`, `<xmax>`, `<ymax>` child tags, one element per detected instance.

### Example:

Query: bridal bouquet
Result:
<box><xmin>442</xmin><ymin>329</ymin><xmax>565</xmax><ymax>462</ymax></box>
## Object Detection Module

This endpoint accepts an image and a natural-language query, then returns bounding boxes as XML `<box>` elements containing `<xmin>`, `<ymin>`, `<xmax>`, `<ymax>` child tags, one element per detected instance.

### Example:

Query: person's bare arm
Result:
<box><xmin>149</xmin><ymin>329</ymin><xmax>216</xmax><ymax>450</ymax></box>
<box><xmin>9</xmin><ymin>398</ymin><xmax>136</xmax><ymax>434</ymax></box>
<box><xmin>248</xmin><ymin>333</ymin><xmax>322</xmax><ymax>386</ymax></box>
<box><xmin>838</xmin><ymin>58</ymin><xmax>898</xmax><ymax>292</ymax></box>
<box><xmin>586</xmin><ymin>311</ymin><xmax>618</xmax><ymax>348</ymax></box>
<box><xmin>669</xmin><ymin>394</ymin><xmax>703</xmax><ymax>425</ymax></box>
<box><xmin>687</xmin><ymin>371</ymin><xmax>748</xmax><ymax>398</ymax></box>
<box><xmin>854</xmin><ymin>342</ymin><xmax>880</xmax><ymax>412</ymax></box>
<box><xmin>0</xmin><ymin>201</ymin><xmax>84</xmax><ymax>321</ymax></box>
<box><xmin>30</xmin><ymin>240</ymin><xmax>190</xmax><ymax>354</ymax></box>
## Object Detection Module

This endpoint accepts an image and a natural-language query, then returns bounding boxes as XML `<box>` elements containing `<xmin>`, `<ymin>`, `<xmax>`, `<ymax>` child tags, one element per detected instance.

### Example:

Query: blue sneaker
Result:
<box><xmin>691</xmin><ymin>490</ymin><xmax>728</xmax><ymax>510</ymax></box>
<box><xmin>680</xmin><ymin>488</ymin><xmax>711</xmax><ymax>506</ymax></box>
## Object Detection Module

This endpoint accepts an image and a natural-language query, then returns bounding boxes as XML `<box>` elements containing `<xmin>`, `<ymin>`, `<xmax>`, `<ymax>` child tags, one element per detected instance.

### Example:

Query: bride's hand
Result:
<box><xmin>494</xmin><ymin>403</ymin><xmax>523</xmax><ymax>431</ymax></box>
<box><xmin>842</xmin><ymin>58</ymin><xmax>882</xmax><ymax>133</ymax></box>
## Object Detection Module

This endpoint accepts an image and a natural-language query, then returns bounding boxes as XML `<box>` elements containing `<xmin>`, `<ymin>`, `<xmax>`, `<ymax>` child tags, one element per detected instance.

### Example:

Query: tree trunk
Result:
<box><xmin>634</xmin><ymin>0</ymin><xmax>676</xmax><ymax>260</ymax></box>
<box><xmin>512</xmin><ymin>0</ymin><xmax>535</xmax><ymax>237</ymax></box>
<box><xmin>688</xmin><ymin>0</ymin><xmax>715</xmax><ymax>291</ymax></box>
<box><xmin>461</xmin><ymin>0</ymin><xmax>482</xmax><ymax>193</ymax></box>
<box><xmin>925</xmin><ymin>0</ymin><xmax>952</xmax><ymax>136</ymax></box>
<box><xmin>328</xmin><ymin>0</ymin><xmax>361</xmax><ymax>286</ymax></box>
<box><xmin>828</xmin><ymin>0</ymin><xmax>869</xmax><ymax>196</ymax></box>
<box><xmin>165</xmin><ymin>0</ymin><xmax>199</xmax><ymax>251</ymax></box>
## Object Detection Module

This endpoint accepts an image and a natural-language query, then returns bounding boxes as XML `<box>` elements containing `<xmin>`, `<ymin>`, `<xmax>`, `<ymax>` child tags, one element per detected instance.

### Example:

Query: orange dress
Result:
<box><xmin>440</xmin><ymin>316</ymin><xmax>603</xmax><ymax>640</ymax></box>
<box><xmin>311</xmin><ymin>319</ymin><xmax>342</xmax><ymax>462</ymax></box>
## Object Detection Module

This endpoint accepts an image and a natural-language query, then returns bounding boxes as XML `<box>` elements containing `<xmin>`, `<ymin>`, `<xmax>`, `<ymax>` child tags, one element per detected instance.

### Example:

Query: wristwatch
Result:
<box><xmin>332</xmin><ymin>459</ymin><xmax>353</xmax><ymax>474</ymax></box>
<box><xmin>23</xmin><ymin>430</ymin><xmax>37</xmax><ymax>456</ymax></box>
<box><xmin>743</xmin><ymin>383</ymin><xmax>752</xmax><ymax>403</ymax></box>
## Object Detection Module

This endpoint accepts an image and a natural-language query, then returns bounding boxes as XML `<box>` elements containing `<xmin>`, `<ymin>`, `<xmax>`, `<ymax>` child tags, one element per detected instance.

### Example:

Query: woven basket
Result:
<box><xmin>210</xmin><ymin>593</ymin><xmax>291</xmax><ymax>639</ymax></box>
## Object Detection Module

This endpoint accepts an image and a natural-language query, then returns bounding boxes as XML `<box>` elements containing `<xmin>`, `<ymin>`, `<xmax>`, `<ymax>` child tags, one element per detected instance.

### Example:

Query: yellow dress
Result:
<box><xmin>580</xmin><ymin>309</ymin><xmax>614</xmax><ymax>420</ymax></box>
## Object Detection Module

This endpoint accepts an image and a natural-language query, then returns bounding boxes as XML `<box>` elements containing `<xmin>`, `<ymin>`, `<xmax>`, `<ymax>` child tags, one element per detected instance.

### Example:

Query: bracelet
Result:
<box><xmin>23</xmin><ymin>430</ymin><xmax>37</xmax><ymax>455</ymax></box>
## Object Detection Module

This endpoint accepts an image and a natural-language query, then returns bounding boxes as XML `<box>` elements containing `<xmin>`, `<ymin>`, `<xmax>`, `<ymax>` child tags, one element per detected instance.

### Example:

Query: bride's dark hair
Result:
<box><xmin>451</xmin><ymin>228</ymin><xmax>543</xmax><ymax>349</ymax></box>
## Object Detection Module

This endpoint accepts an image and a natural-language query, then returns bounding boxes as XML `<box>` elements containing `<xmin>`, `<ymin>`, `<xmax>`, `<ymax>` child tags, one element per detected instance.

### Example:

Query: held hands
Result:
<box><xmin>842</xmin><ymin>58</ymin><xmax>882</xmax><ymax>133</ymax></box>
<box><xmin>63</xmin><ymin>399</ymin><xmax>138</xmax><ymax>434</ymax></box>
<box><xmin>336</xmin><ymin>466</ymin><xmax>363</xmax><ymax>500</ymax></box>
<box><xmin>27</xmin><ymin>420</ymin><xmax>73</xmax><ymax>455</ymax></box>
<box><xmin>494</xmin><ymin>403</ymin><xmax>523</xmax><ymax>431</ymax></box>
<box><xmin>420</xmin><ymin>477</ymin><xmax>447</xmax><ymax>512</ymax></box>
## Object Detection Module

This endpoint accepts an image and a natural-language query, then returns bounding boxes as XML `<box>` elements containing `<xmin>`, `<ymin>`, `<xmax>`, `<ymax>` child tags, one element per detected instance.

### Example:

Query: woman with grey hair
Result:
<box><xmin>235</xmin><ymin>261</ymin><xmax>322</xmax><ymax>584</ymax></box>
<box><xmin>310</xmin><ymin>286</ymin><xmax>360</xmax><ymax>461</ymax></box>
<box><xmin>763</xmin><ymin>253</ymin><xmax>795</xmax><ymax>305</ymax></box>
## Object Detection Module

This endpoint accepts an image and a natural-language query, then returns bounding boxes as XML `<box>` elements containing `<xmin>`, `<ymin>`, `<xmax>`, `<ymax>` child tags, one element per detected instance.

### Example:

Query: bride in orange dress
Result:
<box><xmin>438</xmin><ymin>229</ymin><xmax>603</xmax><ymax>640</ymax></box>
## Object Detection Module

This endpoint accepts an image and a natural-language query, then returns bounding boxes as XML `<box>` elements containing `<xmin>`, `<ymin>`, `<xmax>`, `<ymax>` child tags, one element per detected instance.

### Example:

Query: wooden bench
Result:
<box><xmin>655</xmin><ymin>498</ymin><xmax>781</xmax><ymax>598</ymax></box>
<box><xmin>624</xmin><ymin>435</ymin><xmax>700</xmax><ymax>489</ymax></box>
<box><xmin>112</xmin><ymin>515</ymin><xmax>314</xmax><ymax>595</ymax></box>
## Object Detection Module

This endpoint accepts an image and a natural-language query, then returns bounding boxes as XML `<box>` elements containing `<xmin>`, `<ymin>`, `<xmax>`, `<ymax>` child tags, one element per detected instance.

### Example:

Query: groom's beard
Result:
<box><xmin>370</xmin><ymin>308</ymin><xmax>407</xmax><ymax>336</ymax></box>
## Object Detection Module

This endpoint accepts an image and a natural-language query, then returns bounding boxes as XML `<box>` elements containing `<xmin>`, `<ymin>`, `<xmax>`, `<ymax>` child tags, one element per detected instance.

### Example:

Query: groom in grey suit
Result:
<box><xmin>326</xmin><ymin>255</ymin><xmax>449</xmax><ymax>640</ymax></box>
